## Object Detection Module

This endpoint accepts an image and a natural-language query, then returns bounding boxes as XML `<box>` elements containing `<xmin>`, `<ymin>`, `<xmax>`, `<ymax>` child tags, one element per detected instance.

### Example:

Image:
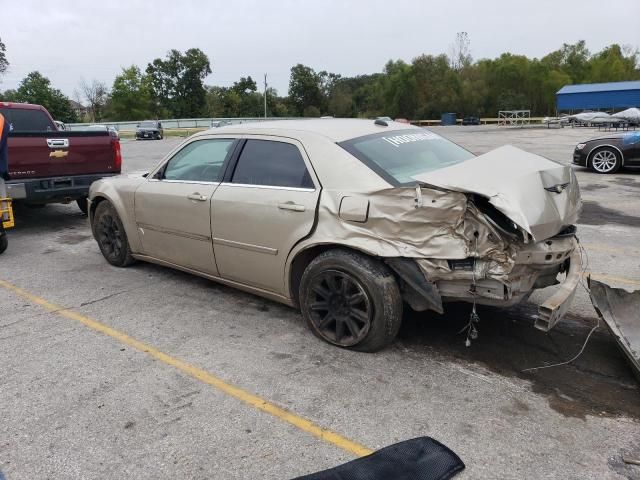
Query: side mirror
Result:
<box><xmin>136</xmin><ymin>123</ymin><xmax>140</xmax><ymax>127</ymax></box>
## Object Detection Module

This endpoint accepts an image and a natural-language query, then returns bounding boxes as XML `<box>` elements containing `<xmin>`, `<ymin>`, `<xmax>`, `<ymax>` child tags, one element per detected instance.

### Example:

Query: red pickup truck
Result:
<box><xmin>0</xmin><ymin>102</ymin><xmax>121</xmax><ymax>213</ymax></box>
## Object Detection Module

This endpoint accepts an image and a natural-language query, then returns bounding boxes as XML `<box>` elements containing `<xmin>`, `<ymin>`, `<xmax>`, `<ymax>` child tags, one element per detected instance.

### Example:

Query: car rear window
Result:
<box><xmin>0</xmin><ymin>107</ymin><xmax>55</xmax><ymax>132</ymax></box>
<box><xmin>339</xmin><ymin>129</ymin><xmax>474</xmax><ymax>186</ymax></box>
<box><xmin>231</xmin><ymin>139</ymin><xmax>314</xmax><ymax>189</ymax></box>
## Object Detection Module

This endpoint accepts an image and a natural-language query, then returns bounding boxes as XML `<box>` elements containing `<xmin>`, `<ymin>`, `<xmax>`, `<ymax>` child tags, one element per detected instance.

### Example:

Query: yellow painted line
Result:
<box><xmin>0</xmin><ymin>278</ymin><xmax>372</xmax><ymax>458</ymax></box>
<box><xmin>588</xmin><ymin>273</ymin><xmax>640</xmax><ymax>288</ymax></box>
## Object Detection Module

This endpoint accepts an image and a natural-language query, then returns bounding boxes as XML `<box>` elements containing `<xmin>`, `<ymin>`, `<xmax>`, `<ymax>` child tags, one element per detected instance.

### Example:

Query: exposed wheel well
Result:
<box><xmin>289</xmin><ymin>244</ymin><xmax>375</xmax><ymax>307</ymax></box>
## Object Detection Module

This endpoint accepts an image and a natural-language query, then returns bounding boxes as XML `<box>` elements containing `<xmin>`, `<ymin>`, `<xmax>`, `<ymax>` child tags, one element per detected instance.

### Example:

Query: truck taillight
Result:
<box><xmin>113</xmin><ymin>139</ymin><xmax>122</xmax><ymax>172</ymax></box>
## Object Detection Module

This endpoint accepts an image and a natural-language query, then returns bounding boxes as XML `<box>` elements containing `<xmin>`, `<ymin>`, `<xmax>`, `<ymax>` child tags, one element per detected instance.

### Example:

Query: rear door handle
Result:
<box><xmin>278</xmin><ymin>202</ymin><xmax>305</xmax><ymax>212</ymax></box>
<box><xmin>187</xmin><ymin>193</ymin><xmax>208</xmax><ymax>202</ymax></box>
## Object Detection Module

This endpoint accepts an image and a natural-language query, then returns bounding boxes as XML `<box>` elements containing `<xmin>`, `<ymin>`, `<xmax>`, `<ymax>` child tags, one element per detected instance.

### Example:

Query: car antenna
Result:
<box><xmin>374</xmin><ymin>119</ymin><xmax>388</xmax><ymax>126</ymax></box>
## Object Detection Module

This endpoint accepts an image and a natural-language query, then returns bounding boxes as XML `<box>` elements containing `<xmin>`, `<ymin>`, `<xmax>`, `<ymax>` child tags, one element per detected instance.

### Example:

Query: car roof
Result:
<box><xmin>197</xmin><ymin>118</ymin><xmax>422</xmax><ymax>142</ymax></box>
<box><xmin>0</xmin><ymin>102</ymin><xmax>48</xmax><ymax>111</ymax></box>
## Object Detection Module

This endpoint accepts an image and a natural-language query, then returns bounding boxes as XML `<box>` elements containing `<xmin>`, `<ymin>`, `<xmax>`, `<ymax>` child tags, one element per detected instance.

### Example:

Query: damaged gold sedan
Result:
<box><xmin>88</xmin><ymin>119</ymin><xmax>582</xmax><ymax>351</ymax></box>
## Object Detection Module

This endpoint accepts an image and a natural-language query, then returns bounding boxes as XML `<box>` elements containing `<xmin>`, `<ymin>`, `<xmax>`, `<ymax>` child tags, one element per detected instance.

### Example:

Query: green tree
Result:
<box><xmin>0</xmin><ymin>37</ymin><xmax>8</xmax><ymax>79</ymax></box>
<box><xmin>588</xmin><ymin>44</ymin><xmax>640</xmax><ymax>83</ymax></box>
<box><xmin>0</xmin><ymin>89</ymin><xmax>18</xmax><ymax>101</ymax></box>
<box><xmin>303</xmin><ymin>105</ymin><xmax>321</xmax><ymax>117</ymax></box>
<box><xmin>106</xmin><ymin>66</ymin><xmax>153</xmax><ymax>121</ymax></box>
<box><xmin>288</xmin><ymin>64</ymin><xmax>323</xmax><ymax>116</ymax></box>
<box><xmin>232</xmin><ymin>76</ymin><xmax>257</xmax><ymax>94</ymax></box>
<box><xmin>327</xmin><ymin>83</ymin><xmax>354</xmax><ymax>117</ymax></box>
<box><xmin>412</xmin><ymin>54</ymin><xmax>459</xmax><ymax>118</ymax></box>
<box><xmin>14</xmin><ymin>71</ymin><xmax>77</xmax><ymax>122</ymax></box>
<box><xmin>377</xmin><ymin>60</ymin><xmax>418</xmax><ymax>118</ymax></box>
<box><xmin>146</xmin><ymin>48</ymin><xmax>212</xmax><ymax>118</ymax></box>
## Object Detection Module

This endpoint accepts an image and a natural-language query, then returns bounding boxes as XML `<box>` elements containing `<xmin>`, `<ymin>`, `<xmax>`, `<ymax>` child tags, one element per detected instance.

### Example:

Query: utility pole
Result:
<box><xmin>264</xmin><ymin>73</ymin><xmax>268</xmax><ymax>118</ymax></box>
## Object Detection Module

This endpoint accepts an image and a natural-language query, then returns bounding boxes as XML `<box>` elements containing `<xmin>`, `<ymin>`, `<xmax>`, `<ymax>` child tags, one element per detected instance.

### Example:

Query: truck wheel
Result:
<box><xmin>93</xmin><ymin>201</ymin><xmax>135</xmax><ymax>267</ymax></box>
<box><xmin>76</xmin><ymin>196</ymin><xmax>88</xmax><ymax>215</ymax></box>
<box><xmin>0</xmin><ymin>233</ymin><xmax>7</xmax><ymax>255</ymax></box>
<box><xmin>299</xmin><ymin>249</ymin><xmax>402</xmax><ymax>352</ymax></box>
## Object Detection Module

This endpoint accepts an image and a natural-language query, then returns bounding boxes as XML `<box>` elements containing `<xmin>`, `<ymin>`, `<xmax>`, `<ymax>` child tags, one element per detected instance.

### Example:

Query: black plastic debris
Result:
<box><xmin>292</xmin><ymin>436</ymin><xmax>465</xmax><ymax>480</ymax></box>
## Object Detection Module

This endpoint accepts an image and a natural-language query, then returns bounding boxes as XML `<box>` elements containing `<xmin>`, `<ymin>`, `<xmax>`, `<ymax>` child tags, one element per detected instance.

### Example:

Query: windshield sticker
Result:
<box><xmin>382</xmin><ymin>132</ymin><xmax>438</xmax><ymax>147</ymax></box>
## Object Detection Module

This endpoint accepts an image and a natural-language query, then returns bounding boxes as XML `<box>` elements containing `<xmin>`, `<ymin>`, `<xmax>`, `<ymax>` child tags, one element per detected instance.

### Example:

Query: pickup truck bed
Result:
<box><xmin>1</xmin><ymin>102</ymin><xmax>121</xmax><ymax>211</ymax></box>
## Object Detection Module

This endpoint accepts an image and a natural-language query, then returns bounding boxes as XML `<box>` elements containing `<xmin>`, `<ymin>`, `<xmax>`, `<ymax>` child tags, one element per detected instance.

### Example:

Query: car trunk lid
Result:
<box><xmin>412</xmin><ymin>145</ymin><xmax>581</xmax><ymax>241</ymax></box>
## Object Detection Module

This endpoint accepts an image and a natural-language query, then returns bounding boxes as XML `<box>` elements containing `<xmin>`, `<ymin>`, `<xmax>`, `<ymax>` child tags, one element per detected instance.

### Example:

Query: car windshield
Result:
<box><xmin>340</xmin><ymin>129</ymin><xmax>475</xmax><ymax>185</ymax></box>
<box><xmin>139</xmin><ymin>121</ymin><xmax>157</xmax><ymax>127</ymax></box>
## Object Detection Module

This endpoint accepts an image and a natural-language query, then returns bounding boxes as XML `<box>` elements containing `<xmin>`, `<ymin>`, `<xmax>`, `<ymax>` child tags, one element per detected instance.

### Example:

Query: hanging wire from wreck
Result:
<box><xmin>522</xmin><ymin>240</ymin><xmax>600</xmax><ymax>373</ymax></box>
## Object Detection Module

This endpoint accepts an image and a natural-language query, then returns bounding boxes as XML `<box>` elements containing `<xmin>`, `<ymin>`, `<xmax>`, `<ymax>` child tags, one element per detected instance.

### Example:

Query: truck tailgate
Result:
<box><xmin>8</xmin><ymin>131</ymin><xmax>118</xmax><ymax>179</ymax></box>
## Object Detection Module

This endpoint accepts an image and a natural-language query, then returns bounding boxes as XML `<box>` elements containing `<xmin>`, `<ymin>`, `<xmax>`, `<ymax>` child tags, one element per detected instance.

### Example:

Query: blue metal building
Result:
<box><xmin>556</xmin><ymin>81</ymin><xmax>640</xmax><ymax>111</ymax></box>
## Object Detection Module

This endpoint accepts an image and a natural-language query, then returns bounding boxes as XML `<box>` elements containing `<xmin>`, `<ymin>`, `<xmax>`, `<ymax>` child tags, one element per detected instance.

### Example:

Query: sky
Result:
<box><xmin>1</xmin><ymin>0</ymin><xmax>639</xmax><ymax>99</ymax></box>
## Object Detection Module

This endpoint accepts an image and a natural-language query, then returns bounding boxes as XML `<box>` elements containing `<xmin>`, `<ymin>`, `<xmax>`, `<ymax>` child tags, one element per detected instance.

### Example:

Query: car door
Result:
<box><xmin>211</xmin><ymin>137</ymin><xmax>320</xmax><ymax>294</ymax></box>
<box><xmin>623</xmin><ymin>132</ymin><xmax>640</xmax><ymax>163</ymax></box>
<box><xmin>134</xmin><ymin>137</ymin><xmax>237</xmax><ymax>274</ymax></box>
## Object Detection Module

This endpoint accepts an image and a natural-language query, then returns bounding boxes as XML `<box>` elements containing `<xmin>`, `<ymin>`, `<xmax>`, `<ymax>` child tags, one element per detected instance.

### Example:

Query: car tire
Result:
<box><xmin>93</xmin><ymin>201</ymin><xmax>135</xmax><ymax>267</ymax></box>
<box><xmin>299</xmin><ymin>249</ymin><xmax>402</xmax><ymax>352</ymax></box>
<box><xmin>76</xmin><ymin>196</ymin><xmax>88</xmax><ymax>215</ymax></box>
<box><xmin>0</xmin><ymin>233</ymin><xmax>7</xmax><ymax>255</ymax></box>
<box><xmin>589</xmin><ymin>147</ymin><xmax>621</xmax><ymax>174</ymax></box>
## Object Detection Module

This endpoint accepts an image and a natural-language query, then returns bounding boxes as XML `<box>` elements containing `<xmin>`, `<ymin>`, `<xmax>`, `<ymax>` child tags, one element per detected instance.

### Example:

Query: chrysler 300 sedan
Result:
<box><xmin>89</xmin><ymin>119</ymin><xmax>582</xmax><ymax>351</ymax></box>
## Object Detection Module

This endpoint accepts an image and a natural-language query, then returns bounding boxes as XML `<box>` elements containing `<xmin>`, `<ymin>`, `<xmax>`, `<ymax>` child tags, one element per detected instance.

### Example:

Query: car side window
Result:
<box><xmin>231</xmin><ymin>139</ymin><xmax>314</xmax><ymax>189</ymax></box>
<box><xmin>163</xmin><ymin>139</ymin><xmax>235</xmax><ymax>183</ymax></box>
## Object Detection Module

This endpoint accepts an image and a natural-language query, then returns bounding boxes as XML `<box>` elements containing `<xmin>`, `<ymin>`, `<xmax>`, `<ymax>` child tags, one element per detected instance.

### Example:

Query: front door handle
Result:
<box><xmin>187</xmin><ymin>193</ymin><xmax>208</xmax><ymax>202</ymax></box>
<box><xmin>278</xmin><ymin>202</ymin><xmax>305</xmax><ymax>212</ymax></box>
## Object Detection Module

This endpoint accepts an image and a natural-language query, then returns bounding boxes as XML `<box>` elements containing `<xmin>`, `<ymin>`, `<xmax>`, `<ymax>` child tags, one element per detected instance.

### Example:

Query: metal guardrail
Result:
<box><xmin>66</xmin><ymin>117</ymin><xmax>300</xmax><ymax>132</ymax></box>
<box><xmin>67</xmin><ymin>116</ymin><xmax>551</xmax><ymax>132</ymax></box>
<box><xmin>413</xmin><ymin>117</ymin><xmax>546</xmax><ymax>126</ymax></box>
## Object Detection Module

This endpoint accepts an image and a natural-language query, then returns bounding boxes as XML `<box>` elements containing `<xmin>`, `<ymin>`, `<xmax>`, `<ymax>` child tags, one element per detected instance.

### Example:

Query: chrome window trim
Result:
<box><xmin>219</xmin><ymin>182</ymin><xmax>315</xmax><ymax>192</ymax></box>
<box><xmin>147</xmin><ymin>178</ymin><xmax>219</xmax><ymax>186</ymax></box>
<box><xmin>147</xmin><ymin>137</ymin><xmax>239</xmax><ymax>181</ymax></box>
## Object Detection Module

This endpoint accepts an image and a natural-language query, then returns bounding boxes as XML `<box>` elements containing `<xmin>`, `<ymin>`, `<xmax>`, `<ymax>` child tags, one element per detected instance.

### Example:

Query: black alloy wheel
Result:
<box><xmin>299</xmin><ymin>249</ymin><xmax>403</xmax><ymax>352</ymax></box>
<box><xmin>93</xmin><ymin>201</ymin><xmax>134</xmax><ymax>267</ymax></box>
<box><xmin>98</xmin><ymin>214</ymin><xmax>123</xmax><ymax>259</ymax></box>
<box><xmin>305</xmin><ymin>269</ymin><xmax>373</xmax><ymax>347</ymax></box>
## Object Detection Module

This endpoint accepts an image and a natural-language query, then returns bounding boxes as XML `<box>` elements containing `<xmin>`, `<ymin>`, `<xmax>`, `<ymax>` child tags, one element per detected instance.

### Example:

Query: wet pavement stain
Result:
<box><xmin>579</xmin><ymin>201</ymin><xmax>640</xmax><ymax>228</ymax></box>
<box><xmin>580</xmin><ymin>184</ymin><xmax>608</xmax><ymax>192</ymax></box>
<box><xmin>614</xmin><ymin>177</ymin><xmax>640</xmax><ymax>188</ymax></box>
<box><xmin>57</xmin><ymin>232</ymin><xmax>92</xmax><ymax>244</ymax></box>
<box><xmin>397</xmin><ymin>303</ymin><xmax>640</xmax><ymax>420</ymax></box>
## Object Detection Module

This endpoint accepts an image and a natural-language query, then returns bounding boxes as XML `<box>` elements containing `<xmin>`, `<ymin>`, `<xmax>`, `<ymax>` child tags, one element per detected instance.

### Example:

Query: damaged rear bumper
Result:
<box><xmin>388</xmin><ymin>235</ymin><xmax>581</xmax><ymax>331</ymax></box>
<box><xmin>534</xmin><ymin>248</ymin><xmax>582</xmax><ymax>331</ymax></box>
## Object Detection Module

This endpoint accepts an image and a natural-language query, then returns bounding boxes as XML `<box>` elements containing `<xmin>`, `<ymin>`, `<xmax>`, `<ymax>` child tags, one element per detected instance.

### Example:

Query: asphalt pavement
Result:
<box><xmin>0</xmin><ymin>125</ymin><xmax>638</xmax><ymax>479</ymax></box>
